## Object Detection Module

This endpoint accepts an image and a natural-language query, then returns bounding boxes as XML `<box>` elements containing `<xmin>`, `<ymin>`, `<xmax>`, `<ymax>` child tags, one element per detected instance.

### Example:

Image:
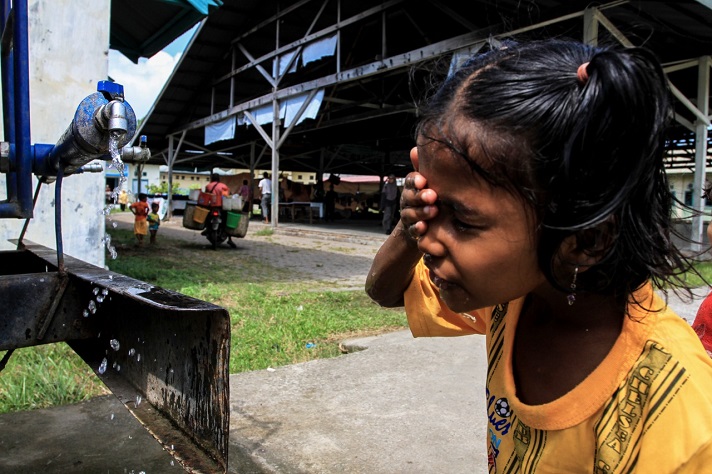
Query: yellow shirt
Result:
<box><xmin>404</xmin><ymin>260</ymin><xmax>712</xmax><ymax>473</ymax></box>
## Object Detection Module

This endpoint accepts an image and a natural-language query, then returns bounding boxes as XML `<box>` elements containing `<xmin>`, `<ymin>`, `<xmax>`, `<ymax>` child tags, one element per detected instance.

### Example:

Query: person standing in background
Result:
<box><xmin>259</xmin><ymin>172</ymin><xmax>272</xmax><ymax>224</ymax></box>
<box><xmin>324</xmin><ymin>183</ymin><xmax>337</xmax><ymax>223</ymax></box>
<box><xmin>118</xmin><ymin>189</ymin><xmax>129</xmax><ymax>211</ymax></box>
<box><xmin>239</xmin><ymin>179</ymin><xmax>252</xmax><ymax>213</ymax></box>
<box><xmin>380</xmin><ymin>174</ymin><xmax>399</xmax><ymax>234</ymax></box>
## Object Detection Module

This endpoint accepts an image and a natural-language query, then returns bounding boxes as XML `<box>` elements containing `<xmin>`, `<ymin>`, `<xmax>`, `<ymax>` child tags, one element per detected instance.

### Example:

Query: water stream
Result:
<box><xmin>101</xmin><ymin>131</ymin><xmax>126</xmax><ymax>260</ymax></box>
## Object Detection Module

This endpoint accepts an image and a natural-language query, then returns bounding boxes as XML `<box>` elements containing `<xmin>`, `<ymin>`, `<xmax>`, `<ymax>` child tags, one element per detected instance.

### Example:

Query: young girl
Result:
<box><xmin>129</xmin><ymin>192</ymin><xmax>149</xmax><ymax>246</ymax></box>
<box><xmin>366</xmin><ymin>39</ymin><xmax>712</xmax><ymax>472</ymax></box>
<box><xmin>147</xmin><ymin>201</ymin><xmax>161</xmax><ymax>244</ymax></box>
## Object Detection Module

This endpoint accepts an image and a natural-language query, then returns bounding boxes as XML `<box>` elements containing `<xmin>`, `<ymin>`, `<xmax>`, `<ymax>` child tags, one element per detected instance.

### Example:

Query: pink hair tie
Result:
<box><xmin>577</xmin><ymin>62</ymin><xmax>590</xmax><ymax>84</ymax></box>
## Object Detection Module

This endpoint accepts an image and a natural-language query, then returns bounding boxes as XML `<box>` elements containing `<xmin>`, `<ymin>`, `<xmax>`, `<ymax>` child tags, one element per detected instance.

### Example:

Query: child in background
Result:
<box><xmin>129</xmin><ymin>192</ymin><xmax>149</xmax><ymax>246</ymax></box>
<box><xmin>147</xmin><ymin>201</ymin><xmax>161</xmax><ymax>244</ymax></box>
<box><xmin>239</xmin><ymin>179</ymin><xmax>252</xmax><ymax>213</ymax></box>
<box><xmin>366</xmin><ymin>39</ymin><xmax>712</xmax><ymax>471</ymax></box>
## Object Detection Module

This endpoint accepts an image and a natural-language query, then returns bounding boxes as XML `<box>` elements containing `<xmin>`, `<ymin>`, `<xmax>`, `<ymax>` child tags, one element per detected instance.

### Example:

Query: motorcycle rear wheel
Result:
<box><xmin>206</xmin><ymin>226</ymin><xmax>227</xmax><ymax>250</ymax></box>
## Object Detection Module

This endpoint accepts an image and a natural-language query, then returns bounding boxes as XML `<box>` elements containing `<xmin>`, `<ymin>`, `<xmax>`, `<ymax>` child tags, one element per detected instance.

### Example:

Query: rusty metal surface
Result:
<box><xmin>0</xmin><ymin>242</ymin><xmax>230</xmax><ymax>472</ymax></box>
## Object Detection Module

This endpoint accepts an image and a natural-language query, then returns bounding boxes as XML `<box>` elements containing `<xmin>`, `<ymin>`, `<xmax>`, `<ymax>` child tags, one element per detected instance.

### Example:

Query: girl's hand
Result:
<box><xmin>398</xmin><ymin>147</ymin><xmax>438</xmax><ymax>241</ymax></box>
<box><xmin>365</xmin><ymin>147</ymin><xmax>436</xmax><ymax>307</ymax></box>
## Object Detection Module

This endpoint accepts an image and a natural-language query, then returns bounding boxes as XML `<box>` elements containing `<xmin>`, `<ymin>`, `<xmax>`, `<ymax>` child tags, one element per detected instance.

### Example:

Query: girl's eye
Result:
<box><xmin>452</xmin><ymin>218</ymin><xmax>481</xmax><ymax>233</ymax></box>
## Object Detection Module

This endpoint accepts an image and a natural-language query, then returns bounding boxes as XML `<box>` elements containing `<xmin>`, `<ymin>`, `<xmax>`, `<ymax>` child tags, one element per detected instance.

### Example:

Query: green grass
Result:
<box><xmin>103</xmin><ymin>228</ymin><xmax>406</xmax><ymax>373</ymax></box>
<box><xmin>0</xmin><ymin>227</ymin><xmax>405</xmax><ymax>413</ymax></box>
<box><xmin>682</xmin><ymin>261</ymin><xmax>712</xmax><ymax>288</ymax></box>
<box><xmin>0</xmin><ymin>344</ymin><xmax>109</xmax><ymax>413</ymax></box>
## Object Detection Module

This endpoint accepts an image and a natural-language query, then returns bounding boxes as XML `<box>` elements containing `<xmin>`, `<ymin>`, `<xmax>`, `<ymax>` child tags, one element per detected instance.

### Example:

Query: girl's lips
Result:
<box><xmin>431</xmin><ymin>274</ymin><xmax>451</xmax><ymax>290</ymax></box>
<box><xmin>426</xmin><ymin>266</ymin><xmax>453</xmax><ymax>291</ymax></box>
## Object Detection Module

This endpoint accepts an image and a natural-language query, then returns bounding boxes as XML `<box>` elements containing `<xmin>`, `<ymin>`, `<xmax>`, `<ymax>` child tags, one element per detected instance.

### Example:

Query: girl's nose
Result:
<box><xmin>417</xmin><ymin>219</ymin><xmax>447</xmax><ymax>259</ymax></box>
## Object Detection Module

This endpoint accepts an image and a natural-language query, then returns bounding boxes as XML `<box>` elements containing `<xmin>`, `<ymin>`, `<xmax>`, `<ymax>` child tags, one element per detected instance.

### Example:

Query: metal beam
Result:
<box><xmin>179</xmin><ymin>6</ymin><xmax>590</xmax><ymax>134</ymax></box>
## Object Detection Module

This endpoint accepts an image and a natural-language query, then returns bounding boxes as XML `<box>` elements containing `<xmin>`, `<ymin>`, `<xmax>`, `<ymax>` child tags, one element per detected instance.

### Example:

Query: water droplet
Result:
<box><xmin>136</xmin><ymin>394</ymin><xmax>142</xmax><ymax>406</ymax></box>
<box><xmin>98</xmin><ymin>358</ymin><xmax>107</xmax><ymax>374</ymax></box>
<box><xmin>136</xmin><ymin>353</ymin><xmax>141</xmax><ymax>362</ymax></box>
<box><xmin>109</xmin><ymin>339</ymin><xmax>120</xmax><ymax>351</ymax></box>
<box><xmin>102</xmin><ymin>288</ymin><xmax>109</xmax><ymax>296</ymax></box>
<box><xmin>93</xmin><ymin>287</ymin><xmax>100</xmax><ymax>295</ymax></box>
<box><xmin>82</xmin><ymin>309</ymin><xmax>89</xmax><ymax>318</ymax></box>
<box><xmin>96</xmin><ymin>294</ymin><xmax>105</xmax><ymax>303</ymax></box>
<box><xmin>115</xmin><ymin>364</ymin><xmax>121</xmax><ymax>372</ymax></box>
<box><xmin>128</xmin><ymin>348</ymin><xmax>135</xmax><ymax>357</ymax></box>
<box><xmin>88</xmin><ymin>300</ymin><xmax>97</xmax><ymax>314</ymax></box>
<box><xmin>110</xmin><ymin>413</ymin><xmax>114</xmax><ymax>420</ymax></box>
<box><xmin>108</xmin><ymin>275</ymin><xmax>113</xmax><ymax>280</ymax></box>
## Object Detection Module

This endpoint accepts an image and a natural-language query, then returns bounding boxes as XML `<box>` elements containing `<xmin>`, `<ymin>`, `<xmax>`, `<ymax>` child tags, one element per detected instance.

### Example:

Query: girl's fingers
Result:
<box><xmin>409</xmin><ymin>146</ymin><xmax>419</xmax><ymax>171</ymax></box>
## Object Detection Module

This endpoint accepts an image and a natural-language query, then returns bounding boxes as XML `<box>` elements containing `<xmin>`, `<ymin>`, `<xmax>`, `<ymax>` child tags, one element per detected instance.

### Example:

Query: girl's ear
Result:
<box><xmin>559</xmin><ymin>218</ymin><xmax>617</xmax><ymax>270</ymax></box>
<box><xmin>410</xmin><ymin>147</ymin><xmax>419</xmax><ymax>171</ymax></box>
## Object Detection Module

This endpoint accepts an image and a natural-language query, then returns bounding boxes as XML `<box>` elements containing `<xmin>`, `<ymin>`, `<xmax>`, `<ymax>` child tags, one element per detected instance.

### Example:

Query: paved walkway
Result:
<box><xmin>0</xmin><ymin>212</ymin><xmax>708</xmax><ymax>473</ymax></box>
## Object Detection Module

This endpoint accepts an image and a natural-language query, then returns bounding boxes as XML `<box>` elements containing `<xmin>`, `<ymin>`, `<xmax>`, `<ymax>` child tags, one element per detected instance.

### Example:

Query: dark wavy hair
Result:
<box><xmin>415</xmin><ymin>38</ymin><xmax>696</xmax><ymax>299</ymax></box>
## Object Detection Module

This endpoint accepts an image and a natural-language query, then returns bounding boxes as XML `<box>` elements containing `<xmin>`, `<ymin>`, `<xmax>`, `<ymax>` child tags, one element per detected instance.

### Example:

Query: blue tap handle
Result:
<box><xmin>97</xmin><ymin>80</ymin><xmax>124</xmax><ymax>101</ymax></box>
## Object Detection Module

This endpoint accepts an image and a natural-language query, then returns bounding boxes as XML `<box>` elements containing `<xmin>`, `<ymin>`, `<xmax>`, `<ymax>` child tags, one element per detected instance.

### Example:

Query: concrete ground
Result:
<box><xmin>0</xmin><ymin>212</ymin><xmax>707</xmax><ymax>473</ymax></box>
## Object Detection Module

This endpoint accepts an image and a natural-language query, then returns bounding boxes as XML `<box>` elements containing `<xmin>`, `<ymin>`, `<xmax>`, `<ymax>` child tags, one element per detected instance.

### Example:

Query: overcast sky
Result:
<box><xmin>108</xmin><ymin>26</ymin><xmax>196</xmax><ymax>120</ymax></box>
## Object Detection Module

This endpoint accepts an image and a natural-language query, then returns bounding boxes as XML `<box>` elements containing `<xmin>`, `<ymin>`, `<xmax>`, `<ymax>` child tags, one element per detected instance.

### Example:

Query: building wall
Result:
<box><xmin>157</xmin><ymin>169</ymin><xmax>318</xmax><ymax>195</ymax></box>
<box><xmin>160</xmin><ymin>169</ymin><xmax>212</xmax><ymax>192</ymax></box>
<box><xmin>0</xmin><ymin>0</ymin><xmax>111</xmax><ymax>267</ymax></box>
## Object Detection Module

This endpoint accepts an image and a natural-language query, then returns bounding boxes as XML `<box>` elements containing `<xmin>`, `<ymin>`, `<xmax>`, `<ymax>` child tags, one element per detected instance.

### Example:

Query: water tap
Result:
<box><xmin>96</xmin><ymin>100</ymin><xmax>128</xmax><ymax>136</ymax></box>
<box><xmin>121</xmin><ymin>135</ymin><xmax>151</xmax><ymax>163</ymax></box>
<box><xmin>43</xmin><ymin>81</ymin><xmax>137</xmax><ymax>177</ymax></box>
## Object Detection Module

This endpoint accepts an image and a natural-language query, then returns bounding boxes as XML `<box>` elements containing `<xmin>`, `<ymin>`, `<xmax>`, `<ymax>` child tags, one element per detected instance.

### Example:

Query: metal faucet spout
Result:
<box><xmin>98</xmin><ymin>100</ymin><xmax>129</xmax><ymax>136</ymax></box>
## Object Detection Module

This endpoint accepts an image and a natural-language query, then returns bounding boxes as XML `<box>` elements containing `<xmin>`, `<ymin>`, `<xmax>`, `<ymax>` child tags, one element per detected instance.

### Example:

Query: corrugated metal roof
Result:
<box><xmin>136</xmin><ymin>0</ymin><xmax>712</xmax><ymax>174</ymax></box>
<box><xmin>110</xmin><ymin>0</ymin><xmax>222</xmax><ymax>63</ymax></box>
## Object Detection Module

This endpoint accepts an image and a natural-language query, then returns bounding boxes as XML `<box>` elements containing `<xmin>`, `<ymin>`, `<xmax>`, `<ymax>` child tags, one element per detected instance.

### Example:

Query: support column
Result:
<box><xmin>167</xmin><ymin>135</ymin><xmax>175</xmax><ymax>221</ymax></box>
<box><xmin>270</xmin><ymin>97</ymin><xmax>280</xmax><ymax>227</ymax></box>
<box><xmin>691</xmin><ymin>56</ymin><xmax>711</xmax><ymax>251</ymax></box>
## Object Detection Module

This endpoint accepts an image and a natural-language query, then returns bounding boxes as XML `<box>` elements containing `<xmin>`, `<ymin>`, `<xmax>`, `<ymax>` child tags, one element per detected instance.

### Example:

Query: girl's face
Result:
<box><xmin>416</xmin><ymin>132</ymin><xmax>547</xmax><ymax>313</ymax></box>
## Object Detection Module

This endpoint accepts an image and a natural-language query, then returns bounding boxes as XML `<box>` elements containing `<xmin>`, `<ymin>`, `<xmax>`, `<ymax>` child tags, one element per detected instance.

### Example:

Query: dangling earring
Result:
<box><xmin>567</xmin><ymin>266</ymin><xmax>579</xmax><ymax>306</ymax></box>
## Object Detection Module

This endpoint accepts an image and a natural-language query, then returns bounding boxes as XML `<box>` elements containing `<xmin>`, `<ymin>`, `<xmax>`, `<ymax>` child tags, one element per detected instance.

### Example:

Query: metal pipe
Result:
<box><xmin>0</xmin><ymin>0</ymin><xmax>32</xmax><ymax>219</ymax></box>
<box><xmin>1</xmin><ymin>0</ymin><xmax>15</xmax><ymax>201</ymax></box>
<box><xmin>13</xmin><ymin>0</ymin><xmax>32</xmax><ymax>218</ymax></box>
